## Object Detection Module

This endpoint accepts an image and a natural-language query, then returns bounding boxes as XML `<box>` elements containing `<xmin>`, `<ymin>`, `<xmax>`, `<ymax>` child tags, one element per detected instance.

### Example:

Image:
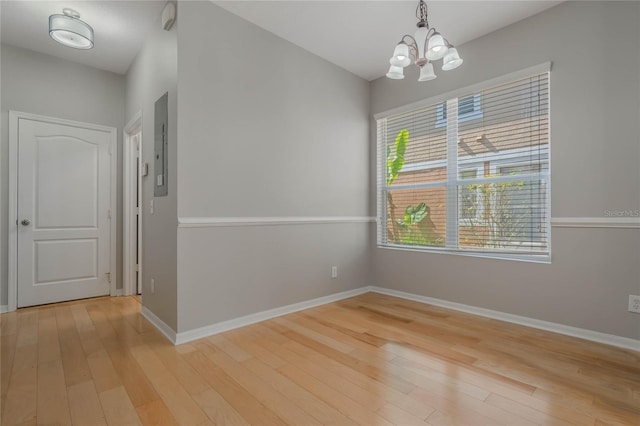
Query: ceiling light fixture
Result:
<box><xmin>49</xmin><ymin>8</ymin><xmax>94</xmax><ymax>50</ymax></box>
<box><xmin>387</xmin><ymin>0</ymin><xmax>463</xmax><ymax>81</ymax></box>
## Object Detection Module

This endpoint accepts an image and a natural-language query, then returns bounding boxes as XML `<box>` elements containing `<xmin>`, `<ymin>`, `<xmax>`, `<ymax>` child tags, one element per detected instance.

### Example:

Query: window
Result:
<box><xmin>459</xmin><ymin>169</ymin><xmax>480</xmax><ymax>221</ymax></box>
<box><xmin>377</xmin><ymin>70</ymin><xmax>550</xmax><ymax>260</ymax></box>
<box><xmin>436</xmin><ymin>94</ymin><xmax>482</xmax><ymax>127</ymax></box>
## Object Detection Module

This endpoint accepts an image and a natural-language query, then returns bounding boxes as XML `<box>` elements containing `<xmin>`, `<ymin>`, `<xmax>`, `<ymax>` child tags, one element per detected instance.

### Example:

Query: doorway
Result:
<box><xmin>8</xmin><ymin>111</ymin><xmax>117</xmax><ymax>310</ymax></box>
<box><xmin>124</xmin><ymin>113</ymin><xmax>143</xmax><ymax>296</ymax></box>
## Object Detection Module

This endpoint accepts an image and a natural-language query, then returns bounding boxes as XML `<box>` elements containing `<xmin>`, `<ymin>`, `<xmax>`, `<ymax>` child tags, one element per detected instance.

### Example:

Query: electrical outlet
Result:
<box><xmin>629</xmin><ymin>295</ymin><xmax>640</xmax><ymax>314</ymax></box>
<box><xmin>150</xmin><ymin>278</ymin><xmax>155</xmax><ymax>294</ymax></box>
<box><xmin>331</xmin><ymin>266</ymin><xmax>338</xmax><ymax>279</ymax></box>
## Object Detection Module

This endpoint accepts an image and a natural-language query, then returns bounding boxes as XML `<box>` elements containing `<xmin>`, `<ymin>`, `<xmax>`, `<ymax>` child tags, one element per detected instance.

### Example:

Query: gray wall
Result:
<box><xmin>125</xmin><ymin>16</ymin><xmax>178</xmax><ymax>330</ymax></box>
<box><xmin>0</xmin><ymin>44</ymin><xmax>126</xmax><ymax>305</ymax></box>
<box><xmin>370</xmin><ymin>1</ymin><xmax>640</xmax><ymax>340</ymax></box>
<box><xmin>176</xmin><ymin>1</ymin><xmax>370</xmax><ymax>332</ymax></box>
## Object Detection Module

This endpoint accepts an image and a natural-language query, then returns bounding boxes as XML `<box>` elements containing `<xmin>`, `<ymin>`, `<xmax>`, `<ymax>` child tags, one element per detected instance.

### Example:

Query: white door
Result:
<box><xmin>17</xmin><ymin>118</ymin><xmax>112</xmax><ymax>307</ymax></box>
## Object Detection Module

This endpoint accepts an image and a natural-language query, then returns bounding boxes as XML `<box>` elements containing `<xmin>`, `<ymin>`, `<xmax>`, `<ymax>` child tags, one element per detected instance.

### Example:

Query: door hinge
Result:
<box><xmin>106</xmin><ymin>272</ymin><xmax>111</xmax><ymax>283</ymax></box>
<box><xmin>135</xmin><ymin>264</ymin><xmax>139</xmax><ymax>272</ymax></box>
<box><xmin>137</xmin><ymin>207</ymin><xmax>141</xmax><ymax>215</ymax></box>
<box><xmin>108</xmin><ymin>209</ymin><xmax>112</xmax><ymax>219</ymax></box>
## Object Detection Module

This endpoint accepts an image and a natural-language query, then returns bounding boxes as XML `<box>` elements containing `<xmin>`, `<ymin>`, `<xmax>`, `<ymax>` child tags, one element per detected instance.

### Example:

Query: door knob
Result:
<box><xmin>21</xmin><ymin>219</ymin><xmax>30</xmax><ymax>226</ymax></box>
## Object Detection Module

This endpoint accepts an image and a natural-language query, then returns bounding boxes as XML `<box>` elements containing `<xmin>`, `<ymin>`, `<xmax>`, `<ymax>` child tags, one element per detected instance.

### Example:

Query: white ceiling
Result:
<box><xmin>0</xmin><ymin>0</ymin><xmax>167</xmax><ymax>75</ymax></box>
<box><xmin>0</xmin><ymin>1</ymin><xmax>562</xmax><ymax>79</ymax></box>
<box><xmin>215</xmin><ymin>0</ymin><xmax>563</xmax><ymax>81</ymax></box>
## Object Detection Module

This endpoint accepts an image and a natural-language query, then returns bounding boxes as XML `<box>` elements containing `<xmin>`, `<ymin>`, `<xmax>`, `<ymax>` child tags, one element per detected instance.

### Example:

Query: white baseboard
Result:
<box><xmin>369</xmin><ymin>286</ymin><xmax>640</xmax><ymax>352</ymax></box>
<box><xmin>0</xmin><ymin>305</ymin><xmax>9</xmax><ymax>314</ymax></box>
<box><xmin>141</xmin><ymin>284</ymin><xmax>638</xmax><ymax>351</ymax></box>
<box><xmin>116</xmin><ymin>289</ymin><xmax>124</xmax><ymax>297</ymax></box>
<box><xmin>174</xmin><ymin>287</ymin><xmax>370</xmax><ymax>345</ymax></box>
<box><xmin>141</xmin><ymin>306</ymin><xmax>177</xmax><ymax>344</ymax></box>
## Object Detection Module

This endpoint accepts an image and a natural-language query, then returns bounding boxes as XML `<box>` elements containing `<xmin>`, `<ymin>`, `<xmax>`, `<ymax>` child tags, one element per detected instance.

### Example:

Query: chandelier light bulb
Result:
<box><xmin>418</xmin><ymin>63</ymin><xmax>437</xmax><ymax>81</ymax></box>
<box><xmin>386</xmin><ymin>65</ymin><xmax>405</xmax><ymax>80</ymax></box>
<box><xmin>426</xmin><ymin>32</ymin><xmax>447</xmax><ymax>60</ymax></box>
<box><xmin>442</xmin><ymin>47</ymin><xmax>463</xmax><ymax>70</ymax></box>
<box><xmin>390</xmin><ymin>43</ymin><xmax>411</xmax><ymax>67</ymax></box>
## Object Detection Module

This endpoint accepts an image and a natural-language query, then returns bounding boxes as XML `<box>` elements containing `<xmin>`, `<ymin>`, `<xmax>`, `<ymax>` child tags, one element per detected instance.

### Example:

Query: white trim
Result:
<box><xmin>8</xmin><ymin>113</ymin><xmax>19</xmax><ymax>312</ymax></box>
<box><xmin>8</xmin><ymin>111</ymin><xmax>118</xmax><ymax>311</ymax></box>
<box><xmin>0</xmin><ymin>306</ymin><xmax>9</xmax><ymax>314</ymax></box>
<box><xmin>374</xmin><ymin>62</ymin><xmax>552</xmax><ymax>120</ymax></box>
<box><xmin>109</xmin><ymin>122</ymin><xmax>118</xmax><ymax>298</ymax></box>
<box><xmin>123</xmin><ymin>112</ymin><xmax>143</xmax><ymax>297</ymax></box>
<box><xmin>141</xmin><ymin>306</ymin><xmax>177</xmax><ymax>344</ymax></box>
<box><xmin>143</xmin><ymin>284</ymin><xmax>638</xmax><ymax>351</ymax></box>
<box><xmin>116</xmin><ymin>289</ymin><xmax>124</xmax><ymax>297</ymax></box>
<box><xmin>378</xmin><ymin>244</ymin><xmax>551</xmax><ymax>264</ymax></box>
<box><xmin>369</xmin><ymin>287</ymin><xmax>640</xmax><ymax>352</ymax></box>
<box><xmin>401</xmin><ymin>143</ymin><xmax>549</xmax><ymax>174</ymax></box>
<box><xmin>551</xmin><ymin>217</ymin><xmax>640</xmax><ymax>229</ymax></box>
<box><xmin>174</xmin><ymin>287</ymin><xmax>370</xmax><ymax>345</ymax></box>
<box><xmin>178</xmin><ymin>216</ymin><xmax>376</xmax><ymax>228</ymax></box>
<box><xmin>445</xmin><ymin>98</ymin><xmax>459</xmax><ymax>248</ymax></box>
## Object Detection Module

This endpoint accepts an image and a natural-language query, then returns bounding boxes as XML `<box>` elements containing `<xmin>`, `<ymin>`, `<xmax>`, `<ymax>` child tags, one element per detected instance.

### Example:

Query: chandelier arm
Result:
<box><xmin>401</xmin><ymin>35</ymin><xmax>420</xmax><ymax>63</ymax></box>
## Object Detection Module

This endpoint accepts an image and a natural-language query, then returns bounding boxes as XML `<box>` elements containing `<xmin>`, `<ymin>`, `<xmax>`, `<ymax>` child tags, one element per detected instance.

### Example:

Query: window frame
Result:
<box><xmin>375</xmin><ymin>63</ymin><xmax>552</xmax><ymax>263</ymax></box>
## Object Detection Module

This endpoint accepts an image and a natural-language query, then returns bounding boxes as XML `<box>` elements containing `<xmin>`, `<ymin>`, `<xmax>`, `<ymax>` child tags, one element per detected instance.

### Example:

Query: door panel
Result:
<box><xmin>17</xmin><ymin>118</ymin><xmax>112</xmax><ymax>308</ymax></box>
<box><xmin>36</xmin><ymin>136</ymin><xmax>99</xmax><ymax>228</ymax></box>
<box><xmin>35</xmin><ymin>239</ymin><xmax>97</xmax><ymax>284</ymax></box>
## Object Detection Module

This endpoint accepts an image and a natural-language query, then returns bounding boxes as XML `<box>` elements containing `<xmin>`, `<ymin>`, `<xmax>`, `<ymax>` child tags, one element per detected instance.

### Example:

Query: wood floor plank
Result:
<box><xmin>277</xmin><ymin>362</ymin><xmax>395</xmax><ymax>425</ymax></box>
<box><xmin>281</xmin><ymin>339</ymin><xmax>407</xmax><ymax>410</ymax></box>
<box><xmin>192</xmin><ymin>388</ymin><xmax>250</xmax><ymax>426</ymax></box>
<box><xmin>129</xmin><ymin>344</ymin><xmax>208</xmax><ymax>425</ymax></box>
<box><xmin>281</xmin><ymin>339</ymin><xmax>436</xmax><ymax>419</ymax></box>
<box><xmin>1</xmin><ymin>326</ymin><xmax>18</xmax><ymax>414</ymax></box>
<box><xmin>242</xmin><ymin>357</ymin><xmax>356</xmax><ymax>425</ymax></box>
<box><xmin>183</xmin><ymin>349</ymin><xmax>288</xmax><ymax>426</ymax></box>
<box><xmin>151</xmin><ymin>340</ymin><xmax>211</xmax><ymax>396</ymax></box>
<box><xmin>485</xmin><ymin>392</ymin><xmax>576</xmax><ymax>426</ymax></box>
<box><xmin>2</xmin><ymin>343</ymin><xmax>38</xmax><ymax>425</ymax></box>
<box><xmin>98</xmin><ymin>336</ymin><xmax>159</xmax><ymax>408</ymax></box>
<box><xmin>2</xmin><ymin>292</ymin><xmax>638</xmax><ymax>426</ymax></box>
<box><xmin>67</xmin><ymin>380</ymin><xmax>107</xmax><ymax>426</ymax></box>
<box><xmin>99</xmin><ymin>385</ymin><xmax>143</xmax><ymax>426</ymax></box>
<box><xmin>275</xmin><ymin>326</ymin><xmax>417</xmax><ymax>394</ymax></box>
<box><xmin>55</xmin><ymin>306</ymin><xmax>93</xmax><ymax>386</ymax></box>
<box><xmin>388</xmin><ymin>341</ymin><xmax>537</xmax><ymax>396</ymax></box>
<box><xmin>204</xmin><ymin>348</ymin><xmax>323</xmax><ymax>426</ymax></box>
<box><xmin>376</xmin><ymin>402</ymin><xmax>429</xmax><ymax>425</ymax></box>
<box><xmin>87</xmin><ymin>349</ymin><xmax>123</xmax><ymax>393</ymax></box>
<box><xmin>135</xmin><ymin>399</ymin><xmax>179</xmax><ymax>426</ymax></box>
<box><xmin>206</xmin><ymin>334</ymin><xmax>252</xmax><ymax>362</ymax></box>
<box><xmin>36</xmin><ymin>309</ymin><xmax>60</xmax><ymax>365</ymax></box>
<box><xmin>37</xmin><ymin>359</ymin><xmax>71</xmax><ymax>425</ymax></box>
<box><xmin>224</xmin><ymin>328</ymin><xmax>286</xmax><ymax>369</ymax></box>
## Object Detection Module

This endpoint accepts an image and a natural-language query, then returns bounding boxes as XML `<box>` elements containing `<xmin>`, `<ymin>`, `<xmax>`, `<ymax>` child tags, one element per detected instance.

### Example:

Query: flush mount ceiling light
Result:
<box><xmin>387</xmin><ymin>0</ymin><xmax>463</xmax><ymax>81</ymax></box>
<box><xmin>49</xmin><ymin>8</ymin><xmax>94</xmax><ymax>49</ymax></box>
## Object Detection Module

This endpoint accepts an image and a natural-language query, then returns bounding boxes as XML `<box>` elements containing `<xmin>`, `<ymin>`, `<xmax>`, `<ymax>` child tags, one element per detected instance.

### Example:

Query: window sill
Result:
<box><xmin>377</xmin><ymin>244</ymin><xmax>551</xmax><ymax>264</ymax></box>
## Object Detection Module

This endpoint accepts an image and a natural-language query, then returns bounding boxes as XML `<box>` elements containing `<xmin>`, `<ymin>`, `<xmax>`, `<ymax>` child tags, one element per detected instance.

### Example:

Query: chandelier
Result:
<box><xmin>387</xmin><ymin>0</ymin><xmax>463</xmax><ymax>81</ymax></box>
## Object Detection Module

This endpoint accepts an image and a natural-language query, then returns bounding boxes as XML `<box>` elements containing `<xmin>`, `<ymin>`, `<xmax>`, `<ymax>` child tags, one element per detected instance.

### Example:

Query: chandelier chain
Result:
<box><xmin>416</xmin><ymin>0</ymin><xmax>429</xmax><ymax>27</ymax></box>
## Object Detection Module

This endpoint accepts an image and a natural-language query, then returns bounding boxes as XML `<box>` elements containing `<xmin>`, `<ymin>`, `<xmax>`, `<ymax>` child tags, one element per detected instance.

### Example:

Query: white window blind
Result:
<box><xmin>377</xmin><ymin>72</ymin><xmax>550</xmax><ymax>260</ymax></box>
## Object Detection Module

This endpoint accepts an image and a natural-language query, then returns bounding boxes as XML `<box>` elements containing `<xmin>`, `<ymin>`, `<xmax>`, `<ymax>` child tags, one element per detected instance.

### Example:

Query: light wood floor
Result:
<box><xmin>1</xmin><ymin>293</ymin><xmax>639</xmax><ymax>425</ymax></box>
